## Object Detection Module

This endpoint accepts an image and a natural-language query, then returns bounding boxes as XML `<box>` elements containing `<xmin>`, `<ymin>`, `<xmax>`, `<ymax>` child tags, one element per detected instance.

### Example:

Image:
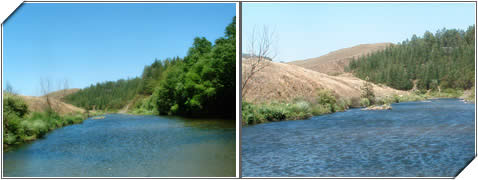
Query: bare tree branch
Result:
<box><xmin>63</xmin><ymin>78</ymin><xmax>69</xmax><ymax>96</ymax></box>
<box><xmin>40</xmin><ymin>78</ymin><xmax>54</xmax><ymax>113</ymax></box>
<box><xmin>5</xmin><ymin>82</ymin><xmax>15</xmax><ymax>95</ymax></box>
<box><xmin>242</xmin><ymin>25</ymin><xmax>277</xmax><ymax>98</ymax></box>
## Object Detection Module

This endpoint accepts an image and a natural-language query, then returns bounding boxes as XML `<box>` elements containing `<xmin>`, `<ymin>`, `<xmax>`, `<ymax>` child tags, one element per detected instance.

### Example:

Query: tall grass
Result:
<box><xmin>242</xmin><ymin>90</ymin><xmax>351</xmax><ymax>125</ymax></box>
<box><xmin>242</xmin><ymin>88</ymin><xmax>468</xmax><ymax>126</ymax></box>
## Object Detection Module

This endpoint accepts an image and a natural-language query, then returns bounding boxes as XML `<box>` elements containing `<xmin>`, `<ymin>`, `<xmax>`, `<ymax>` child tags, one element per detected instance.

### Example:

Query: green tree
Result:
<box><xmin>347</xmin><ymin>25</ymin><xmax>475</xmax><ymax>91</ymax></box>
<box><xmin>360</xmin><ymin>76</ymin><xmax>376</xmax><ymax>105</ymax></box>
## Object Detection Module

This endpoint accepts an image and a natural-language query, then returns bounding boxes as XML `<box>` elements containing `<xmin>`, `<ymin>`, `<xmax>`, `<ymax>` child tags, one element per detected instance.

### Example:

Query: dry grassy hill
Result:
<box><xmin>19</xmin><ymin>89</ymin><xmax>85</xmax><ymax>115</ymax></box>
<box><xmin>288</xmin><ymin>43</ymin><xmax>392</xmax><ymax>75</ymax></box>
<box><xmin>45</xmin><ymin>88</ymin><xmax>80</xmax><ymax>100</ymax></box>
<box><xmin>242</xmin><ymin>59</ymin><xmax>406</xmax><ymax>106</ymax></box>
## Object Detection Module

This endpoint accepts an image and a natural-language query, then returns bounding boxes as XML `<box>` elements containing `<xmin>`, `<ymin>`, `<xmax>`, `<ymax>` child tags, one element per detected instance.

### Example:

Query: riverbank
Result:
<box><xmin>4</xmin><ymin>113</ymin><xmax>236</xmax><ymax>177</ymax></box>
<box><xmin>242</xmin><ymin>89</ymin><xmax>473</xmax><ymax>126</ymax></box>
<box><xmin>242</xmin><ymin>89</ymin><xmax>351</xmax><ymax>125</ymax></box>
<box><xmin>3</xmin><ymin>93</ymin><xmax>91</xmax><ymax>151</ymax></box>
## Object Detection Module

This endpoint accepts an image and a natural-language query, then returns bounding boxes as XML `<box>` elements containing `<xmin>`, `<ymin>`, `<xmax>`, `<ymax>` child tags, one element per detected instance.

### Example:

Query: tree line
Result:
<box><xmin>65</xmin><ymin>17</ymin><xmax>236</xmax><ymax>118</ymax></box>
<box><xmin>347</xmin><ymin>25</ymin><xmax>475</xmax><ymax>91</ymax></box>
<box><xmin>64</xmin><ymin>78</ymin><xmax>141</xmax><ymax>110</ymax></box>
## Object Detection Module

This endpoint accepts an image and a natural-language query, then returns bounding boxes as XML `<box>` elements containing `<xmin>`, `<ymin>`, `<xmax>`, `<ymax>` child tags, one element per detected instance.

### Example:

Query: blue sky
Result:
<box><xmin>3</xmin><ymin>3</ymin><xmax>236</xmax><ymax>96</ymax></box>
<box><xmin>243</xmin><ymin>3</ymin><xmax>475</xmax><ymax>62</ymax></box>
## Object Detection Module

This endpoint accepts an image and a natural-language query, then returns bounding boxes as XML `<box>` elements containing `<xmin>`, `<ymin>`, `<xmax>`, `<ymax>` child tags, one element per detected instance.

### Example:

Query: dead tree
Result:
<box><xmin>242</xmin><ymin>25</ymin><xmax>277</xmax><ymax>97</ymax></box>
<box><xmin>40</xmin><ymin>78</ymin><xmax>54</xmax><ymax>114</ymax></box>
<box><xmin>5</xmin><ymin>82</ymin><xmax>15</xmax><ymax>95</ymax></box>
<box><xmin>63</xmin><ymin>79</ymin><xmax>69</xmax><ymax>97</ymax></box>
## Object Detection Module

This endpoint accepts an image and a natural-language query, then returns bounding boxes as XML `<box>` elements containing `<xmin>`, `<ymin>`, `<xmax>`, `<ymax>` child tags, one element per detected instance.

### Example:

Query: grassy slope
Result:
<box><xmin>242</xmin><ymin>41</ymin><xmax>473</xmax><ymax>125</ymax></box>
<box><xmin>3</xmin><ymin>90</ymin><xmax>111</xmax><ymax>150</ymax></box>
<box><xmin>3</xmin><ymin>93</ymin><xmax>87</xmax><ymax>150</ymax></box>
<box><xmin>288</xmin><ymin>43</ymin><xmax>392</xmax><ymax>75</ymax></box>
<box><xmin>242</xmin><ymin>59</ymin><xmax>406</xmax><ymax>106</ymax></box>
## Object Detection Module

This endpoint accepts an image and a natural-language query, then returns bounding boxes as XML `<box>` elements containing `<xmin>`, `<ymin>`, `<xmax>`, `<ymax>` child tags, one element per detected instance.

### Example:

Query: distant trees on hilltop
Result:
<box><xmin>347</xmin><ymin>25</ymin><xmax>475</xmax><ymax>91</ymax></box>
<box><xmin>65</xmin><ymin>78</ymin><xmax>141</xmax><ymax>110</ymax></box>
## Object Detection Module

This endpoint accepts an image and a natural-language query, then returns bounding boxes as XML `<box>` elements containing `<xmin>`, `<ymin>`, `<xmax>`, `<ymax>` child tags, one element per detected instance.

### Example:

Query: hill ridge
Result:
<box><xmin>288</xmin><ymin>42</ymin><xmax>392</xmax><ymax>75</ymax></box>
<box><xmin>243</xmin><ymin>59</ymin><xmax>405</xmax><ymax>106</ymax></box>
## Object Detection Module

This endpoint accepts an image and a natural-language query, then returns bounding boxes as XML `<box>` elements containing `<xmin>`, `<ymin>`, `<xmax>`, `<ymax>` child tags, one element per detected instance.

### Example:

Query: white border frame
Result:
<box><xmin>1</xmin><ymin>0</ymin><xmax>477</xmax><ymax>180</ymax></box>
<box><xmin>1</xmin><ymin>0</ymin><xmax>239</xmax><ymax>179</ymax></box>
<box><xmin>239</xmin><ymin>1</ymin><xmax>477</xmax><ymax>179</ymax></box>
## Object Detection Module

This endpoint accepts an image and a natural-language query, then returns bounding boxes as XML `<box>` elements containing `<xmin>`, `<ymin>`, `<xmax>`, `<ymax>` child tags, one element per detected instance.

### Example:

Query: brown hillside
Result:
<box><xmin>242</xmin><ymin>59</ymin><xmax>406</xmax><ymax>106</ymax></box>
<box><xmin>46</xmin><ymin>88</ymin><xmax>80</xmax><ymax>100</ymax></box>
<box><xmin>19</xmin><ymin>89</ymin><xmax>84</xmax><ymax>115</ymax></box>
<box><xmin>288</xmin><ymin>43</ymin><xmax>392</xmax><ymax>75</ymax></box>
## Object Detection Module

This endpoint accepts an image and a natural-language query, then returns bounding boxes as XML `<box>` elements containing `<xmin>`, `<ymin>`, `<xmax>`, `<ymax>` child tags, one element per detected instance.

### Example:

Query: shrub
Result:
<box><xmin>242</xmin><ymin>90</ymin><xmax>351</xmax><ymax>126</ymax></box>
<box><xmin>317</xmin><ymin>89</ymin><xmax>336</xmax><ymax>105</ymax></box>
<box><xmin>360</xmin><ymin>76</ymin><xmax>376</xmax><ymax>104</ymax></box>
<box><xmin>360</xmin><ymin>98</ymin><xmax>370</xmax><ymax>107</ymax></box>
<box><xmin>3</xmin><ymin>93</ymin><xmax>29</xmax><ymax>118</ymax></box>
<box><xmin>392</xmin><ymin>94</ymin><xmax>401</xmax><ymax>103</ymax></box>
<box><xmin>335</xmin><ymin>99</ymin><xmax>350</xmax><ymax>112</ymax></box>
<box><xmin>30</xmin><ymin>120</ymin><xmax>49</xmax><ymax>137</ymax></box>
<box><xmin>241</xmin><ymin>102</ymin><xmax>261</xmax><ymax>125</ymax></box>
<box><xmin>286</xmin><ymin>101</ymin><xmax>312</xmax><ymax>120</ymax></box>
<box><xmin>257</xmin><ymin>104</ymin><xmax>287</xmax><ymax>122</ymax></box>
<box><xmin>311</xmin><ymin>104</ymin><xmax>331</xmax><ymax>115</ymax></box>
<box><xmin>4</xmin><ymin>132</ymin><xmax>17</xmax><ymax>145</ymax></box>
<box><xmin>3</xmin><ymin>95</ymin><xmax>86</xmax><ymax>149</ymax></box>
<box><xmin>288</xmin><ymin>101</ymin><xmax>310</xmax><ymax>114</ymax></box>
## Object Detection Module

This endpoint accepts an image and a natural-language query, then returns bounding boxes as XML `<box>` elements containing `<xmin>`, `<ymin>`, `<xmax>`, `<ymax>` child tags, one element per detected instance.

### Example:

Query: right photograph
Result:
<box><xmin>241</xmin><ymin>2</ymin><xmax>475</xmax><ymax>177</ymax></box>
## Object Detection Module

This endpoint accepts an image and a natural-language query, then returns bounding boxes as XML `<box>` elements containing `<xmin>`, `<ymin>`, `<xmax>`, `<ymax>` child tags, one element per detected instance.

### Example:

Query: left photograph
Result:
<box><xmin>2</xmin><ymin>2</ymin><xmax>237</xmax><ymax>177</ymax></box>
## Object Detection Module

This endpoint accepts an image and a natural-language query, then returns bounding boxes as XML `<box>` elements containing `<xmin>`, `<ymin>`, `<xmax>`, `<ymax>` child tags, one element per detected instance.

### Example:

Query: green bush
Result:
<box><xmin>392</xmin><ymin>94</ymin><xmax>401</xmax><ymax>103</ymax></box>
<box><xmin>4</xmin><ymin>132</ymin><xmax>17</xmax><ymax>145</ymax></box>
<box><xmin>3</xmin><ymin>94</ymin><xmax>29</xmax><ymax>146</ymax></box>
<box><xmin>317</xmin><ymin>90</ymin><xmax>336</xmax><ymax>105</ymax></box>
<box><xmin>241</xmin><ymin>102</ymin><xmax>266</xmax><ymax>125</ymax></box>
<box><xmin>285</xmin><ymin>101</ymin><xmax>312</xmax><ymax>120</ymax></box>
<box><xmin>3</xmin><ymin>93</ymin><xmax>29</xmax><ymax>118</ymax></box>
<box><xmin>311</xmin><ymin>104</ymin><xmax>331</xmax><ymax>115</ymax></box>
<box><xmin>3</xmin><ymin>94</ymin><xmax>86</xmax><ymax>150</ymax></box>
<box><xmin>360</xmin><ymin>98</ymin><xmax>370</xmax><ymax>107</ymax></box>
<box><xmin>335</xmin><ymin>99</ymin><xmax>350</xmax><ymax>112</ymax></box>
<box><xmin>242</xmin><ymin>90</ymin><xmax>350</xmax><ymax>126</ymax></box>
<box><xmin>257</xmin><ymin>104</ymin><xmax>287</xmax><ymax>122</ymax></box>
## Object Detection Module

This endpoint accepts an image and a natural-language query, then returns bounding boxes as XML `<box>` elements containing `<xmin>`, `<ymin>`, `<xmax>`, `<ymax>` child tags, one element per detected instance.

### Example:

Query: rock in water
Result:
<box><xmin>362</xmin><ymin>104</ymin><xmax>392</xmax><ymax>111</ymax></box>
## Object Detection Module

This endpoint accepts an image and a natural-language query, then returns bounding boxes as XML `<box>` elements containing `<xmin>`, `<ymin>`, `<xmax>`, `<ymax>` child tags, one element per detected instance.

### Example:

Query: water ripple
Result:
<box><xmin>242</xmin><ymin>99</ymin><xmax>475</xmax><ymax>177</ymax></box>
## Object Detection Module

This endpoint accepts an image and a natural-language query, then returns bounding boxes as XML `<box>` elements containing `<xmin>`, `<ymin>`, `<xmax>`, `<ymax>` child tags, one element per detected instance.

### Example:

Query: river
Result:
<box><xmin>3</xmin><ymin>114</ymin><xmax>236</xmax><ymax>177</ymax></box>
<box><xmin>242</xmin><ymin>99</ymin><xmax>475</xmax><ymax>177</ymax></box>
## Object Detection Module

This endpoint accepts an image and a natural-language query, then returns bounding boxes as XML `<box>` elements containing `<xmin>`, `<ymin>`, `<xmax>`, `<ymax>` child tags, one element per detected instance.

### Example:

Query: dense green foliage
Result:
<box><xmin>348</xmin><ymin>25</ymin><xmax>475</xmax><ymax>91</ymax></box>
<box><xmin>3</xmin><ymin>93</ymin><xmax>84</xmax><ymax>150</ymax></box>
<box><xmin>136</xmin><ymin>57</ymin><xmax>182</xmax><ymax>95</ymax></box>
<box><xmin>65</xmin><ymin>78</ymin><xmax>141</xmax><ymax>110</ymax></box>
<box><xmin>149</xmin><ymin>18</ymin><xmax>236</xmax><ymax>117</ymax></box>
<box><xmin>65</xmin><ymin>17</ymin><xmax>236</xmax><ymax>118</ymax></box>
<box><xmin>242</xmin><ymin>89</ymin><xmax>350</xmax><ymax>125</ymax></box>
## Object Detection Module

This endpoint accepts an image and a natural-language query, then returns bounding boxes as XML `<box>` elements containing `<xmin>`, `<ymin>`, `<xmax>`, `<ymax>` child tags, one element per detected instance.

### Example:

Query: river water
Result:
<box><xmin>242</xmin><ymin>99</ymin><xmax>475</xmax><ymax>177</ymax></box>
<box><xmin>3</xmin><ymin>114</ymin><xmax>236</xmax><ymax>177</ymax></box>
